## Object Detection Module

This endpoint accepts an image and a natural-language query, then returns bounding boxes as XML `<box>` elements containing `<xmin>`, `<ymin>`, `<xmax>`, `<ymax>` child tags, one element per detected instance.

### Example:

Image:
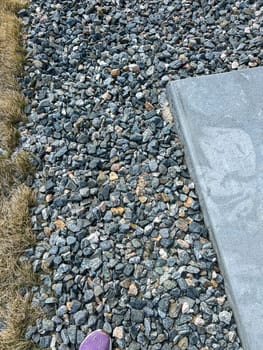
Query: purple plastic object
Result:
<box><xmin>79</xmin><ymin>330</ymin><xmax>112</xmax><ymax>350</ymax></box>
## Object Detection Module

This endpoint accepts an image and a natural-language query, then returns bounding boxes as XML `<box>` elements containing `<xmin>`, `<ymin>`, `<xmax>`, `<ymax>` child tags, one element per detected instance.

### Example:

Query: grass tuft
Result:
<box><xmin>0</xmin><ymin>1</ymin><xmax>41</xmax><ymax>349</ymax></box>
<box><xmin>0</xmin><ymin>0</ymin><xmax>28</xmax><ymax>13</ymax></box>
<box><xmin>0</xmin><ymin>151</ymin><xmax>34</xmax><ymax>194</ymax></box>
<box><xmin>0</xmin><ymin>294</ymin><xmax>41</xmax><ymax>350</ymax></box>
<box><xmin>0</xmin><ymin>185</ymin><xmax>40</xmax><ymax>350</ymax></box>
<box><xmin>0</xmin><ymin>12</ymin><xmax>25</xmax><ymax>87</ymax></box>
<box><xmin>0</xmin><ymin>10</ymin><xmax>27</xmax><ymax>153</ymax></box>
<box><xmin>0</xmin><ymin>121</ymin><xmax>20</xmax><ymax>152</ymax></box>
<box><xmin>0</xmin><ymin>90</ymin><xmax>25</xmax><ymax>123</ymax></box>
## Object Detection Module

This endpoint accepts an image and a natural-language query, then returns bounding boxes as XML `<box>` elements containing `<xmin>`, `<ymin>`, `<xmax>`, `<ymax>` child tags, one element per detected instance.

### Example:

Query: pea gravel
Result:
<box><xmin>17</xmin><ymin>0</ymin><xmax>262</xmax><ymax>349</ymax></box>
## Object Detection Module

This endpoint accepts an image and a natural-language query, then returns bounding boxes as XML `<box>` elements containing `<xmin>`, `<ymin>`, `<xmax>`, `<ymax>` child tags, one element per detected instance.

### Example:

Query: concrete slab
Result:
<box><xmin>167</xmin><ymin>67</ymin><xmax>263</xmax><ymax>350</ymax></box>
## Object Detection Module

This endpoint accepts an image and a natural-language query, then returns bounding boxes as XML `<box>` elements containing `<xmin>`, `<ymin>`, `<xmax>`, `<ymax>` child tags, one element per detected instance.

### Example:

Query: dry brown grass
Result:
<box><xmin>0</xmin><ymin>12</ymin><xmax>25</xmax><ymax>89</ymax></box>
<box><xmin>0</xmin><ymin>90</ymin><xmax>25</xmax><ymax>122</ymax></box>
<box><xmin>0</xmin><ymin>151</ymin><xmax>34</xmax><ymax>194</ymax></box>
<box><xmin>0</xmin><ymin>294</ymin><xmax>41</xmax><ymax>350</ymax></box>
<box><xmin>0</xmin><ymin>185</ymin><xmax>41</xmax><ymax>350</ymax></box>
<box><xmin>0</xmin><ymin>0</ymin><xmax>28</xmax><ymax>13</ymax></box>
<box><xmin>0</xmin><ymin>121</ymin><xmax>20</xmax><ymax>151</ymax></box>
<box><xmin>0</xmin><ymin>185</ymin><xmax>36</xmax><ymax>303</ymax></box>
<box><xmin>0</xmin><ymin>6</ymin><xmax>27</xmax><ymax>153</ymax></box>
<box><xmin>0</xmin><ymin>1</ymin><xmax>41</xmax><ymax>349</ymax></box>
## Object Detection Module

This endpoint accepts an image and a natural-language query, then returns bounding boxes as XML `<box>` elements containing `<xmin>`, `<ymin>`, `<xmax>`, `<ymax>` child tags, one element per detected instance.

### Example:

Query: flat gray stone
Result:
<box><xmin>167</xmin><ymin>67</ymin><xmax>263</xmax><ymax>350</ymax></box>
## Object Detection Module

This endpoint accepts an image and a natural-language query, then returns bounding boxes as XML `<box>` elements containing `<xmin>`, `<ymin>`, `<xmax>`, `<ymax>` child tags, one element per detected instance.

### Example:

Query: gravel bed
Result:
<box><xmin>18</xmin><ymin>0</ymin><xmax>262</xmax><ymax>349</ymax></box>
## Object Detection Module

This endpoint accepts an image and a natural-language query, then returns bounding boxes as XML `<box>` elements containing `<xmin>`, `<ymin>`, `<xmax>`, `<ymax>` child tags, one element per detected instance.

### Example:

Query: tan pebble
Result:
<box><xmin>111</xmin><ymin>68</ymin><xmax>120</xmax><ymax>77</ymax></box>
<box><xmin>109</xmin><ymin>172</ymin><xmax>118</xmax><ymax>181</ymax></box>
<box><xmin>66</xmin><ymin>301</ymin><xmax>72</xmax><ymax>311</ymax></box>
<box><xmin>182</xmin><ymin>302</ymin><xmax>190</xmax><ymax>314</ymax></box>
<box><xmin>98</xmin><ymin>202</ymin><xmax>106</xmax><ymax>213</ymax></box>
<box><xmin>177</xmin><ymin>336</ymin><xmax>188</xmax><ymax>349</ymax></box>
<box><xmin>177</xmin><ymin>239</ymin><xmax>190</xmax><ymax>249</ymax></box>
<box><xmin>44</xmin><ymin>227</ymin><xmax>52</xmax><ymax>236</ymax></box>
<box><xmin>54</xmin><ymin>219</ymin><xmax>65</xmax><ymax>229</ymax></box>
<box><xmin>45</xmin><ymin>194</ymin><xmax>53</xmax><ymax>203</ymax></box>
<box><xmin>249</xmin><ymin>61</ymin><xmax>258</xmax><ymax>67</ymax></box>
<box><xmin>120</xmin><ymin>279</ymin><xmax>131</xmax><ymax>289</ymax></box>
<box><xmin>178</xmin><ymin>208</ymin><xmax>186</xmax><ymax>217</ymax></box>
<box><xmin>128</xmin><ymin>283</ymin><xmax>138</xmax><ymax>296</ymax></box>
<box><xmin>41</xmin><ymin>259</ymin><xmax>50</xmax><ymax>271</ymax></box>
<box><xmin>220</xmin><ymin>19</ymin><xmax>229</xmax><ymax>27</ymax></box>
<box><xmin>217</xmin><ymin>296</ymin><xmax>226</xmax><ymax>305</ymax></box>
<box><xmin>182</xmin><ymin>185</ymin><xmax>189</xmax><ymax>194</ymax></box>
<box><xmin>73</xmin><ymin>117</ymin><xmax>84</xmax><ymax>129</ymax></box>
<box><xmin>184</xmin><ymin>197</ymin><xmax>193</xmax><ymax>208</ymax></box>
<box><xmin>185</xmin><ymin>278</ymin><xmax>193</xmax><ymax>286</ymax></box>
<box><xmin>145</xmin><ymin>101</ymin><xmax>154</xmax><ymax>110</ymax></box>
<box><xmin>138</xmin><ymin>196</ymin><xmax>147</xmax><ymax>203</ymax></box>
<box><xmin>162</xmin><ymin>105</ymin><xmax>173</xmax><ymax>124</ymax></box>
<box><xmin>130</xmin><ymin>223</ymin><xmax>137</xmax><ymax>229</ymax></box>
<box><xmin>153</xmin><ymin>234</ymin><xmax>162</xmax><ymax>242</ymax></box>
<box><xmin>193</xmin><ymin>315</ymin><xmax>205</xmax><ymax>326</ymax></box>
<box><xmin>113</xmin><ymin>326</ymin><xmax>124</xmax><ymax>339</ymax></box>
<box><xmin>169</xmin><ymin>302</ymin><xmax>181</xmax><ymax>318</ymax></box>
<box><xmin>185</xmin><ymin>216</ymin><xmax>193</xmax><ymax>224</ymax></box>
<box><xmin>111</xmin><ymin>207</ymin><xmax>124</xmax><ymax>216</ymax></box>
<box><xmin>211</xmin><ymin>279</ymin><xmax>218</xmax><ymax>288</ymax></box>
<box><xmin>97</xmin><ymin>171</ymin><xmax>108</xmax><ymax>184</ymax></box>
<box><xmin>115</xmin><ymin>125</ymin><xmax>123</xmax><ymax>134</ymax></box>
<box><xmin>128</xmin><ymin>64</ymin><xmax>140</xmax><ymax>73</ymax></box>
<box><xmin>102</xmin><ymin>91</ymin><xmax>111</xmax><ymax>100</ymax></box>
<box><xmin>161</xmin><ymin>193</ymin><xmax>169</xmax><ymax>202</ymax></box>
<box><xmin>111</xmin><ymin>163</ymin><xmax>121</xmax><ymax>172</ymax></box>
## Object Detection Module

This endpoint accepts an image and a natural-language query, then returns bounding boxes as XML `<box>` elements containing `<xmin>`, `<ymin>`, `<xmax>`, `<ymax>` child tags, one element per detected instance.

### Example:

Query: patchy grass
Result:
<box><xmin>0</xmin><ymin>0</ymin><xmax>28</xmax><ymax>13</ymax></box>
<box><xmin>0</xmin><ymin>12</ymin><xmax>25</xmax><ymax>90</ymax></box>
<box><xmin>0</xmin><ymin>90</ymin><xmax>26</xmax><ymax>123</ymax></box>
<box><xmin>0</xmin><ymin>151</ymin><xmax>34</xmax><ymax>195</ymax></box>
<box><xmin>0</xmin><ymin>186</ymin><xmax>38</xmax><ymax>308</ymax></box>
<box><xmin>0</xmin><ymin>1</ymin><xmax>42</xmax><ymax>349</ymax></box>
<box><xmin>0</xmin><ymin>6</ymin><xmax>27</xmax><ymax>154</ymax></box>
<box><xmin>0</xmin><ymin>294</ymin><xmax>41</xmax><ymax>350</ymax></box>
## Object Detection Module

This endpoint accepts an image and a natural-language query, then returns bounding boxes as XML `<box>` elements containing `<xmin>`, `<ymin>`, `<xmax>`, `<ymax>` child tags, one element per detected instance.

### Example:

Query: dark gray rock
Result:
<box><xmin>131</xmin><ymin>310</ymin><xmax>144</xmax><ymax>323</ymax></box>
<box><xmin>73</xmin><ymin>311</ymin><xmax>88</xmax><ymax>326</ymax></box>
<box><xmin>39</xmin><ymin>336</ymin><xmax>51</xmax><ymax>348</ymax></box>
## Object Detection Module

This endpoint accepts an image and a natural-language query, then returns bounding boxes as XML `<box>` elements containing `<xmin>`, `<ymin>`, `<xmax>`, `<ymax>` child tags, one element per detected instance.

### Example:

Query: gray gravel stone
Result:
<box><xmin>73</xmin><ymin>311</ymin><xmax>88</xmax><ymax>326</ymax></box>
